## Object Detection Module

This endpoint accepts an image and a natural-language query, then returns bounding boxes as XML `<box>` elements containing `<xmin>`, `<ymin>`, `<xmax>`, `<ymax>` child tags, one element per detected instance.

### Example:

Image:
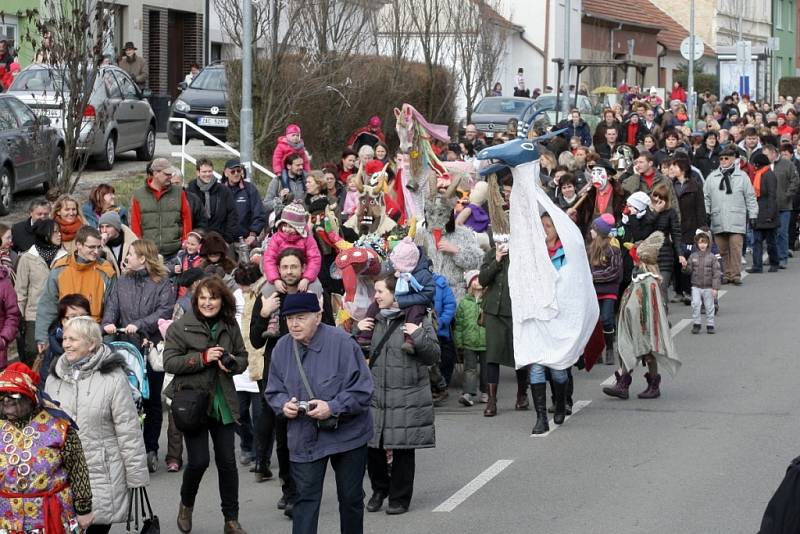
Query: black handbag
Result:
<box><xmin>293</xmin><ymin>341</ymin><xmax>339</xmax><ymax>431</ymax></box>
<box><xmin>127</xmin><ymin>487</ymin><xmax>160</xmax><ymax>534</ymax></box>
<box><xmin>170</xmin><ymin>385</ymin><xmax>208</xmax><ymax>433</ymax></box>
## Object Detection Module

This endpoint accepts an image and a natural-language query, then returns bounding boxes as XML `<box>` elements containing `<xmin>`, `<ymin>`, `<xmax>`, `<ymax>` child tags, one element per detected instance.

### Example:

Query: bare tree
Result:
<box><xmin>14</xmin><ymin>0</ymin><xmax>113</xmax><ymax>194</ymax></box>
<box><xmin>212</xmin><ymin>0</ymin><xmax>274</xmax><ymax>49</ymax></box>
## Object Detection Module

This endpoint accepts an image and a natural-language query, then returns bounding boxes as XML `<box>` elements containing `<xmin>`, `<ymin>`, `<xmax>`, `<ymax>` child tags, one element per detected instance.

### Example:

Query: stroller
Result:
<box><xmin>108</xmin><ymin>339</ymin><xmax>150</xmax><ymax>420</ymax></box>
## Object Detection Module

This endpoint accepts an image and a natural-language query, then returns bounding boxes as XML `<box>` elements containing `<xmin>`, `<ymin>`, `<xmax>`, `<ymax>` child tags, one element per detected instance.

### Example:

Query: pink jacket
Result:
<box><xmin>272</xmin><ymin>136</ymin><xmax>311</xmax><ymax>174</ymax></box>
<box><xmin>0</xmin><ymin>266</ymin><xmax>20</xmax><ymax>367</ymax></box>
<box><xmin>262</xmin><ymin>229</ymin><xmax>322</xmax><ymax>283</ymax></box>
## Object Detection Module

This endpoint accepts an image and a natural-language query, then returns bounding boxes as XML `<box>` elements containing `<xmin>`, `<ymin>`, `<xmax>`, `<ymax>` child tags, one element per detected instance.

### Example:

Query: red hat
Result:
<box><xmin>285</xmin><ymin>124</ymin><xmax>301</xmax><ymax>136</ymax></box>
<box><xmin>364</xmin><ymin>160</ymin><xmax>386</xmax><ymax>176</ymax></box>
<box><xmin>0</xmin><ymin>362</ymin><xmax>40</xmax><ymax>402</ymax></box>
<box><xmin>369</xmin><ymin>115</ymin><xmax>382</xmax><ymax>128</ymax></box>
<box><xmin>778</xmin><ymin>113</ymin><xmax>787</xmax><ymax>119</ymax></box>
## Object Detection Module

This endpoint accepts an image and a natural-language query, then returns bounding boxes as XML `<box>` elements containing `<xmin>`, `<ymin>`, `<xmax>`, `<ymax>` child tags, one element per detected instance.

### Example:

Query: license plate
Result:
<box><xmin>485</xmin><ymin>131</ymin><xmax>494</xmax><ymax>138</ymax></box>
<box><xmin>198</xmin><ymin>117</ymin><xmax>228</xmax><ymax>127</ymax></box>
<box><xmin>35</xmin><ymin>108</ymin><xmax>61</xmax><ymax>119</ymax></box>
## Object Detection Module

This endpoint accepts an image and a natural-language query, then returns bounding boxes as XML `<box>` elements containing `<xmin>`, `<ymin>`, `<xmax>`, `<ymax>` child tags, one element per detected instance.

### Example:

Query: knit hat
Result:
<box><xmin>627</xmin><ymin>191</ymin><xmax>651</xmax><ymax>212</ymax></box>
<box><xmin>389</xmin><ymin>237</ymin><xmax>420</xmax><ymax>274</ymax></box>
<box><xmin>636</xmin><ymin>231</ymin><xmax>665</xmax><ymax>265</ymax></box>
<box><xmin>728</xmin><ymin>107</ymin><xmax>739</xmax><ymax>117</ymax></box>
<box><xmin>281</xmin><ymin>292</ymin><xmax>320</xmax><ymax>317</ymax></box>
<box><xmin>201</xmin><ymin>231</ymin><xmax>229</xmax><ymax>257</ymax></box>
<box><xmin>98</xmin><ymin>211</ymin><xmax>122</xmax><ymax>231</ymax></box>
<box><xmin>279</xmin><ymin>200</ymin><xmax>308</xmax><ymax>237</ymax></box>
<box><xmin>778</xmin><ymin>113</ymin><xmax>787</xmax><ymax>120</ymax></box>
<box><xmin>592</xmin><ymin>213</ymin><xmax>615</xmax><ymax>236</ymax></box>
<box><xmin>464</xmin><ymin>269</ymin><xmax>480</xmax><ymax>289</ymax></box>
<box><xmin>369</xmin><ymin>116</ymin><xmax>382</xmax><ymax>128</ymax></box>
<box><xmin>285</xmin><ymin>124</ymin><xmax>301</xmax><ymax>136</ymax></box>
<box><xmin>0</xmin><ymin>362</ymin><xmax>40</xmax><ymax>402</ymax></box>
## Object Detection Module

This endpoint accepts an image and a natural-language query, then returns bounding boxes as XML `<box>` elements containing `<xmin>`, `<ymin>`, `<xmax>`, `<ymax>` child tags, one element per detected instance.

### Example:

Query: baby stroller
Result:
<box><xmin>108</xmin><ymin>339</ymin><xmax>150</xmax><ymax>421</ymax></box>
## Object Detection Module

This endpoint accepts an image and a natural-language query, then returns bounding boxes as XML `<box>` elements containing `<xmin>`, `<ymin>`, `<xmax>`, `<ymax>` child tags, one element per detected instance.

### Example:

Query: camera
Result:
<box><xmin>219</xmin><ymin>351</ymin><xmax>237</xmax><ymax>370</ymax></box>
<box><xmin>296</xmin><ymin>400</ymin><xmax>311</xmax><ymax>415</ymax></box>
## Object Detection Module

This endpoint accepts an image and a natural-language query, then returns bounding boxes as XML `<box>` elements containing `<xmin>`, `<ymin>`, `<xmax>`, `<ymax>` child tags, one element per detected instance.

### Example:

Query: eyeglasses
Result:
<box><xmin>719</xmin><ymin>156</ymin><xmax>735</xmax><ymax>160</ymax></box>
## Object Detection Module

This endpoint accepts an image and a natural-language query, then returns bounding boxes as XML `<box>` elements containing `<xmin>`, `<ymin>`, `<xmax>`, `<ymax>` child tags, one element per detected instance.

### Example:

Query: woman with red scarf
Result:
<box><xmin>52</xmin><ymin>194</ymin><xmax>86</xmax><ymax>255</ymax></box>
<box><xmin>0</xmin><ymin>362</ymin><xmax>95</xmax><ymax>533</ymax></box>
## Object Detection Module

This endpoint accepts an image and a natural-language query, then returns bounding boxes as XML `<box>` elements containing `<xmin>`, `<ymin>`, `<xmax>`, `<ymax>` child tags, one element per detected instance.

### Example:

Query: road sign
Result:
<box><xmin>680</xmin><ymin>36</ymin><xmax>704</xmax><ymax>61</ymax></box>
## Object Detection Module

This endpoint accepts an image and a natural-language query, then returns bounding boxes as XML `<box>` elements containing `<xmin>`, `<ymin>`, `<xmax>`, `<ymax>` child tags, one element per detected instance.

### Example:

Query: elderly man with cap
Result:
<box><xmin>266</xmin><ymin>292</ymin><xmax>374</xmax><ymax>534</ymax></box>
<box><xmin>118</xmin><ymin>41</ymin><xmax>147</xmax><ymax>89</ymax></box>
<box><xmin>98</xmin><ymin>211</ymin><xmax>138</xmax><ymax>274</ymax></box>
<box><xmin>130</xmin><ymin>158</ymin><xmax>194</xmax><ymax>260</ymax></box>
<box><xmin>222</xmin><ymin>158</ymin><xmax>266</xmax><ymax>247</ymax></box>
<box><xmin>0</xmin><ymin>362</ymin><xmax>95</xmax><ymax>533</ymax></box>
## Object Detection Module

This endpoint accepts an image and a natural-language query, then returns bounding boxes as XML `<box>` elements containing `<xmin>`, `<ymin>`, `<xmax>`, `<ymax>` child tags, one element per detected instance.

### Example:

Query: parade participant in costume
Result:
<box><xmin>363</xmin><ymin>160</ymin><xmax>407</xmax><ymax>225</ymax></box>
<box><xmin>618</xmin><ymin>191</ymin><xmax>654</xmax><ymax>296</ymax></box>
<box><xmin>455</xmin><ymin>180</ymin><xmax>490</xmax><ymax>233</ymax></box>
<box><xmin>602</xmin><ymin>232</ymin><xmax>681</xmax><ymax>400</ymax></box>
<box><xmin>569</xmin><ymin>159</ymin><xmax>628</xmax><ymax>237</ymax></box>
<box><xmin>477</xmin><ymin>138</ymin><xmax>600</xmax><ymax>426</ymax></box>
<box><xmin>588</xmin><ymin>215</ymin><xmax>623</xmax><ymax>365</ymax></box>
<box><xmin>0</xmin><ymin>362</ymin><xmax>95</xmax><ymax>533</ymax></box>
<box><xmin>339</xmin><ymin>173</ymin><xmax>397</xmax><ymax>241</ymax></box>
<box><xmin>347</xmin><ymin>116</ymin><xmax>386</xmax><ymax>152</ymax></box>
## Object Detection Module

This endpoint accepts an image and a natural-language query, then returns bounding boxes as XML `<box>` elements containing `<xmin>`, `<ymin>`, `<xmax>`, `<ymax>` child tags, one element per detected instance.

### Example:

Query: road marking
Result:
<box><xmin>670</xmin><ymin>318</ymin><xmax>692</xmax><ymax>336</ymax></box>
<box><xmin>530</xmin><ymin>399</ymin><xmax>591</xmax><ymax>437</ymax></box>
<box><xmin>432</xmin><ymin>459</ymin><xmax>514</xmax><ymax>512</ymax></box>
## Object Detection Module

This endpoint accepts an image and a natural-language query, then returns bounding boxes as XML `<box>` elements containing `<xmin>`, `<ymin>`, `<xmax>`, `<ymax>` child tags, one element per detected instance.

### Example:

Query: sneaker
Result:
<box><xmin>147</xmin><ymin>451</ymin><xmax>158</xmax><ymax>473</ymax></box>
<box><xmin>240</xmin><ymin>454</ymin><xmax>253</xmax><ymax>467</ymax></box>
<box><xmin>479</xmin><ymin>392</ymin><xmax>489</xmax><ymax>403</ymax></box>
<box><xmin>458</xmin><ymin>393</ymin><xmax>474</xmax><ymax>406</ymax></box>
<box><xmin>691</xmin><ymin>324</ymin><xmax>701</xmax><ymax>334</ymax></box>
<box><xmin>707</xmin><ymin>325</ymin><xmax>715</xmax><ymax>334</ymax></box>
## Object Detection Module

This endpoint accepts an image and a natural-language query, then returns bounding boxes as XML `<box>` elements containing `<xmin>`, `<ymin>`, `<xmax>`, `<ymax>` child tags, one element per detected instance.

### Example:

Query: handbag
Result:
<box><xmin>143</xmin><ymin>339</ymin><xmax>164</xmax><ymax>372</ymax></box>
<box><xmin>170</xmin><ymin>385</ymin><xmax>208</xmax><ymax>433</ymax></box>
<box><xmin>127</xmin><ymin>487</ymin><xmax>160</xmax><ymax>534</ymax></box>
<box><xmin>293</xmin><ymin>341</ymin><xmax>339</xmax><ymax>431</ymax></box>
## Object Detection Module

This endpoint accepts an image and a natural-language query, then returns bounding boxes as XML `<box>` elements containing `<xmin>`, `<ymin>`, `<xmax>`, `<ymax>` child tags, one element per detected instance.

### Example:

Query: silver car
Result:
<box><xmin>8</xmin><ymin>64</ymin><xmax>156</xmax><ymax>170</ymax></box>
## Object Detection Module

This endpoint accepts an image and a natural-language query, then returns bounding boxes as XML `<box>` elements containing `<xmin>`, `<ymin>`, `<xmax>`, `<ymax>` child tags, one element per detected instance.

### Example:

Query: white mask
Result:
<box><xmin>591</xmin><ymin>167</ymin><xmax>609</xmax><ymax>189</ymax></box>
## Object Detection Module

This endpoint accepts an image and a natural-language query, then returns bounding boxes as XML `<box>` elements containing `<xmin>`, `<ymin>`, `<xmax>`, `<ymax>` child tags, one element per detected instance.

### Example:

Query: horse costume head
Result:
<box><xmin>352</xmin><ymin>162</ymin><xmax>392</xmax><ymax>235</ymax></box>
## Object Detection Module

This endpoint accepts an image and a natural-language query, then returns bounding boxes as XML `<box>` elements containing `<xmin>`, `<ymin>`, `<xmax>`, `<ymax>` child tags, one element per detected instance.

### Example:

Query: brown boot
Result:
<box><xmin>483</xmin><ymin>383</ymin><xmax>498</xmax><ymax>417</ymax></box>
<box><xmin>224</xmin><ymin>520</ymin><xmax>248</xmax><ymax>534</ymax></box>
<box><xmin>515</xmin><ymin>382</ymin><xmax>530</xmax><ymax>410</ymax></box>
<box><xmin>637</xmin><ymin>372</ymin><xmax>661</xmax><ymax>399</ymax></box>
<box><xmin>177</xmin><ymin>502</ymin><xmax>193</xmax><ymax>533</ymax></box>
<box><xmin>602</xmin><ymin>371</ymin><xmax>632</xmax><ymax>400</ymax></box>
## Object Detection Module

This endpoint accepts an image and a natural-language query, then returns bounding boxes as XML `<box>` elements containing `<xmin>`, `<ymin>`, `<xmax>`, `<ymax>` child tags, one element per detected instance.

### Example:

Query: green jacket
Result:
<box><xmin>478</xmin><ymin>248</ymin><xmax>511</xmax><ymax>317</ymax></box>
<box><xmin>454</xmin><ymin>294</ymin><xmax>486</xmax><ymax>351</ymax></box>
<box><xmin>163</xmin><ymin>309</ymin><xmax>248</xmax><ymax>423</ymax></box>
<box><xmin>133</xmin><ymin>183</ymin><xmax>184</xmax><ymax>256</ymax></box>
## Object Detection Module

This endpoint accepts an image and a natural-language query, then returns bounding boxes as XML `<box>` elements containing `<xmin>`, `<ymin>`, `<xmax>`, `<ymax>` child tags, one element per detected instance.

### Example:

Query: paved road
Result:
<box><xmin>0</xmin><ymin>135</ymin><xmax>231</xmax><ymax>225</ymax></box>
<box><xmin>108</xmin><ymin>259</ymin><xmax>799</xmax><ymax>534</ymax></box>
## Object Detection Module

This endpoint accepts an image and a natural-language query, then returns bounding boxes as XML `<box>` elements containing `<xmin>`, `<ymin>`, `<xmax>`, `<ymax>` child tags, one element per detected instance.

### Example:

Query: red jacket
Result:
<box><xmin>670</xmin><ymin>87</ymin><xmax>687</xmax><ymax>103</ymax></box>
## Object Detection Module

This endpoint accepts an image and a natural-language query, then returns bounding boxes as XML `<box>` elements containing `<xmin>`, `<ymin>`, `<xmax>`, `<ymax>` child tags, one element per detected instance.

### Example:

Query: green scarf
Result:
<box><xmin>208</xmin><ymin>321</ymin><xmax>234</xmax><ymax>424</ymax></box>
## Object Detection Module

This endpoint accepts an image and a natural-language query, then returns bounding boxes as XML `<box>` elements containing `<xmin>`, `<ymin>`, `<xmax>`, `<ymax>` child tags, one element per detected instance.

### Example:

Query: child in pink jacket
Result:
<box><xmin>260</xmin><ymin>201</ymin><xmax>322</xmax><ymax>335</ymax></box>
<box><xmin>271</xmin><ymin>124</ymin><xmax>311</xmax><ymax>175</ymax></box>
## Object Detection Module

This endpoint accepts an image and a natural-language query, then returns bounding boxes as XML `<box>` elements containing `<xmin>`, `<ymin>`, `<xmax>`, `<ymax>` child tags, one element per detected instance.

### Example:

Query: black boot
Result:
<box><xmin>552</xmin><ymin>381</ymin><xmax>566</xmax><ymax>425</ymax></box>
<box><xmin>530</xmin><ymin>383</ymin><xmax>549</xmax><ymax>435</ymax></box>
<box><xmin>565</xmin><ymin>371</ymin><xmax>573</xmax><ymax>415</ymax></box>
<box><xmin>603</xmin><ymin>332</ymin><xmax>616</xmax><ymax>365</ymax></box>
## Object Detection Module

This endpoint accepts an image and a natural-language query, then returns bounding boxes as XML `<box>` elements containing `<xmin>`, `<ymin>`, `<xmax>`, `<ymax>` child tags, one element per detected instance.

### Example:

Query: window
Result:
<box><xmin>776</xmin><ymin>0</ymin><xmax>783</xmax><ymax>29</ymax></box>
<box><xmin>6</xmin><ymin>97</ymin><xmax>36</xmax><ymax>127</ymax></box>
<box><xmin>0</xmin><ymin>100</ymin><xmax>19</xmax><ymax>130</ymax></box>
<box><xmin>0</xmin><ymin>16</ymin><xmax>17</xmax><ymax>51</ymax></box>
<box><xmin>113</xmin><ymin>70</ymin><xmax>140</xmax><ymax>99</ymax></box>
<box><xmin>102</xmin><ymin>71</ymin><xmax>122</xmax><ymax>98</ymax></box>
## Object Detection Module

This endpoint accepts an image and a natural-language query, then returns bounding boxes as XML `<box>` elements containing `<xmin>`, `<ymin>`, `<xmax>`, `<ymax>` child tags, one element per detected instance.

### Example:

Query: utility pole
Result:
<box><xmin>561</xmin><ymin>0</ymin><xmax>571</xmax><ymax>116</ymax></box>
<box><xmin>240</xmin><ymin>0</ymin><xmax>254</xmax><ymax>177</ymax></box>
<box><xmin>688</xmin><ymin>0</ymin><xmax>695</xmax><ymax>126</ymax></box>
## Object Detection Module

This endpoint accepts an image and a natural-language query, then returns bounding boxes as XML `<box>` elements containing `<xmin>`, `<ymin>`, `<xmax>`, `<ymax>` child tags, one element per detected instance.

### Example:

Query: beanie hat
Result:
<box><xmin>627</xmin><ymin>191</ymin><xmax>651</xmax><ymax>212</ymax></box>
<box><xmin>464</xmin><ymin>269</ymin><xmax>480</xmax><ymax>289</ymax></box>
<box><xmin>636</xmin><ymin>231</ymin><xmax>664</xmax><ymax>265</ymax></box>
<box><xmin>98</xmin><ymin>211</ymin><xmax>122</xmax><ymax>232</ymax></box>
<box><xmin>279</xmin><ymin>200</ymin><xmax>308</xmax><ymax>237</ymax></box>
<box><xmin>369</xmin><ymin>115</ymin><xmax>382</xmax><ymax>128</ymax></box>
<box><xmin>281</xmin><ymin>292</ymin><xmax>321</xmax><ymax>317</ymax></box>
<box><xmin>201</xmin><ymin>231</ymin><xmax>229</xmax><ymax>257</ymax></box>
<box><xmin>0</xmin><ymin>362</ymin><xmax>40</xmax><ymax>402</ymax></box>
<box><xmin>592</xmin><ymin>213</ymin><xmax>615</xmax><ymax>236</ymax></box>
<box><xmin>285</xmin><ymin>124</ymin><xmax>301</xmax><ymax>136</ymax></box>
<box><xmin>389</xmin><ymin>237</ymin><xmax>420</xmax><ymax>274</ymax></box>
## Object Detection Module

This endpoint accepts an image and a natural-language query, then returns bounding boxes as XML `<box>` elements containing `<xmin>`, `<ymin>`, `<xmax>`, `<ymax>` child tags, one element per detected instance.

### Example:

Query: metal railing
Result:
<box><xmin>168</xmin><ymin>117</ymin><xmax>275</xmax><ymax>181</ymax></box>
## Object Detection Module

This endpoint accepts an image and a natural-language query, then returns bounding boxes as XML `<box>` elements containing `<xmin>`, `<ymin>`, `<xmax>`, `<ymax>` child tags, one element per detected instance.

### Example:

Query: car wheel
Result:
<box><xmin>96</xmin><ymin>134</ymin><xmax>116</xmax><ymax>170</ymax></box>
<box><xmin>45</xmin><ymin>148</ymin><xmax>64</xmax><ymax>194</ymax></box>
<box><xmin>137</xmin><ymin>125</ymin><xmax>156</xmax><ymax>161</ymax></box>
<box><xmin>168</xmin><ymin>131</ymin><xmax>182</xmax><ymax>146</ymax></box>
<box><xmin>0</xmin><ymin>167</ymin><xmax>13</xmax><ymax>217</ymax></box>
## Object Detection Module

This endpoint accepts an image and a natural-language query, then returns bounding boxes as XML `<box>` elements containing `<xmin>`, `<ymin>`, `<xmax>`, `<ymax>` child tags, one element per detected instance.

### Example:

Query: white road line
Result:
<box><xmin>530</xmin><ymin>400</ymin><xmax>592</xmax><ymax>437</ymax></box>
<box><xmin>433</xmin><ymin>459</ymin><xmax>514</xmax><ymax>512</ymax></box>
<box><xmin>670</xmin><ymin>318</ymin><xmax>693</xmax><ymax>336</ymax></box>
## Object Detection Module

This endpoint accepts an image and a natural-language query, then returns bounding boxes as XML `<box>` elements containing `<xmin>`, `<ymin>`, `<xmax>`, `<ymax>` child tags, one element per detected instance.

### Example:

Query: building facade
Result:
<box><xmin>772</xmin><ymin>0</ymin><xmax>797</xmax><ymax>83</ymax></box>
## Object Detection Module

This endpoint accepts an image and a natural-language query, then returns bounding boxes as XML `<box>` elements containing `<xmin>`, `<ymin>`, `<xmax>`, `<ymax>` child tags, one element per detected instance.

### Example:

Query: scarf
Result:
<box><xmin>195</xmin><ymin>179</ymin><xmax>215</xmax><ymax>220</ymax></box>
<box><xmin>55</xmin><ymin>214</ymin><xmax>82</xmax><ymax>243</ymax></box>
<box><xmin>642</xmin><ymin>169</ymin><xmax>656</xmax><ymax>190</ymax></box>
<box><xmin>379</xmin><ymin>307</ymin><xmax>403</xmax><ymax>319</ymax></box>
<box><xmin>35</xmin><ymin>242</ymin><xmax>60</xmax><ymax>267</ymax></box>
<box><xmin>547</xmin><ymin>239</ymin><xmax>563</xmax><ymax>258</ymax></box>
<box><xmin>753</xmin><ymin>167</ymin><xmax>769</xmax><ymax>198</ymax></box>
<box><xmin>719</xmin><ymin>165</ymin><xmax>735</xmax><ymax>194</ymax></box>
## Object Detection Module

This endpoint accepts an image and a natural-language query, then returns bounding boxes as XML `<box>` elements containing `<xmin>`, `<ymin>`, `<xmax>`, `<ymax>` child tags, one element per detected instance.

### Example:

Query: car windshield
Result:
<box><xmin>191</xmin><ymin>68</ymin><xmax>226</xmax><ymax>91</ymax></box>
<box><xmin>474</xmin><ymin>98</ymin><xmax>529</xmax><ymax>115</ymax></box>
<box><xmin>10</xmin><ymin>68</ymin><xmax>67</xmax><ymax>92</ymax></box>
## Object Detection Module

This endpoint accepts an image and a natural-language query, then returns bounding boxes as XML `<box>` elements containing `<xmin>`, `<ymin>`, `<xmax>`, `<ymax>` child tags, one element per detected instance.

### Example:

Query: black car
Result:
<box><xmin>168</xmin><ymin>63</ymin><xmax>228</xmax><ymax>145</ymax></box>
<box><xmin>0</xmin><ymin>94</ymin><xmax>64</xmax><ymax>216</ymax></box>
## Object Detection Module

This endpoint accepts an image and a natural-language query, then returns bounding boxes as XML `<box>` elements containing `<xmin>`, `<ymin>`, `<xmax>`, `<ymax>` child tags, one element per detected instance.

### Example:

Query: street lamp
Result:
<box><xmin>240</xmin><ymin>0</ymin><xmax>253</xmax><ymax>177</ymax></box>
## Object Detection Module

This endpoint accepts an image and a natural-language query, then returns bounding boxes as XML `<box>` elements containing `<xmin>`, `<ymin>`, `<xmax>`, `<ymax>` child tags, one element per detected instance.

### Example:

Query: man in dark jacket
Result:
<box><xmin>266</xmin><ymin>293</ymin><xmax>373</xmax><ymax>534</ymax></box>
<box><xmin>187</xmin><ymin>158</ymin><xmax>241</xmax><ymax>243</ymax></box>
<box><xmin>747</xmin><ymin>154</ymin><xmax>780</xmax><ymax>273</ymax></box>
<box><xmin>556</xmin><ymin>109</ymin><xmax>592</xmax><ymax>146</ymax></box>
<box><xmin>762</xmin><ymin>144</ymin><xmax>799</xmax><ymax>269</ymax></box>
<box><xmin>222</xmin><ymin>158</ymin><xmax>266</xmax><ymax>246</ymax></box>
<box><xmin>11</xmin><ymin>199</ymin><xmax>51</xmax><ymax>253</ymax></box>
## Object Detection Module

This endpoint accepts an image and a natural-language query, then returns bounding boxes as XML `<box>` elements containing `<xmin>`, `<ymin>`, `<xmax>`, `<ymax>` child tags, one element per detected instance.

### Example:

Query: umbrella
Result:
<box><xmin>591</xmin><ymin>85</ymin><xmax>618</xmax><ymax>95</ymax></box>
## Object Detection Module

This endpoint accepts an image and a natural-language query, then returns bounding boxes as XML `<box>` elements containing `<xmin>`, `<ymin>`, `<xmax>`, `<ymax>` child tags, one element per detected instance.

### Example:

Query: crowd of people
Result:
<box><xmin>0</xmin><ymin>84</ymin><xmax>798</xmax><ymax>534</ymax></box>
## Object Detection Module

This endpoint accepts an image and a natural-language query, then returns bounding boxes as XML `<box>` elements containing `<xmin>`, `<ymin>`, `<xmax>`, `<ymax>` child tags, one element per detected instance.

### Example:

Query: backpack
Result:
<box><xmin>108</xmin><ymin>340</ymin><xmax>150</xmax><ymax>406</ymax></box>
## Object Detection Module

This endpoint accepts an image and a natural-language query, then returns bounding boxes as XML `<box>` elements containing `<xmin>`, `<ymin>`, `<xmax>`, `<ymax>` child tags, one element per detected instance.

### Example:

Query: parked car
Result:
<box><xmin>168</xmin><ymin>63</ymin><xmax>228</xmax><ymax>145</ymax></box>
<box><xmin>8</xmin><ymin>64</ymin><xmax>156</xmax><ymax>170</ymax></box>
<box><xmin>471</xmin><ymin>97</ymin><xmax>552</xmax><ymax>139</ymax></box>
<box><xmin>532</xmin><ymin>94</ymin><xmax>601</xmax><ymax>132</ymax></box>
<box><xmin>0</xmin><ymin>94</ymin><xmax>64</xmax><ymax>216</ymax></box>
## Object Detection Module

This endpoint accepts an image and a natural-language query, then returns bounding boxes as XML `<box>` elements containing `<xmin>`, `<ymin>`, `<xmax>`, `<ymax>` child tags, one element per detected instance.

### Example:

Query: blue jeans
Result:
<box><xmin>290</xmin><ymin>445</ymin><xmax>367</xmax><ymax>534</ymax></box>
<box><xmin>752</xmin><ymin>228</ymin><xmax>779</xmax><ymax>270</ymax></box>
<box><xmin>778</xmin><ymin>210</ymin><xmax>791</xmax><ymax>263</ymax></box>
<box><xmin>235</xmin><ymin>391</ymin><xmax>263</xmax><ymax>457</ymax></box>
<box><xmin>598</xmin><ymin>298</ymin><xmax>616</xmax><ymax>333</ymax></box>
<box><xmin>530</xmin><ymin>364</ymin><xmax>568</xmax><ymax>384</ymax></box>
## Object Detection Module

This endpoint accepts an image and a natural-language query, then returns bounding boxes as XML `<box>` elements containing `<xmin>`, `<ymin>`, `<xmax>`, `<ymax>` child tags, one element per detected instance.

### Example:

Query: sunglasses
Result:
<box><xmin>719</xmin><ymin>156</ymin><xmax>735</xmax><ymax>160</ymax></box>
<box><xmin>228</xmin><ymin>167</ymin><xmax>243</xmax><ymax>173</ymax></box>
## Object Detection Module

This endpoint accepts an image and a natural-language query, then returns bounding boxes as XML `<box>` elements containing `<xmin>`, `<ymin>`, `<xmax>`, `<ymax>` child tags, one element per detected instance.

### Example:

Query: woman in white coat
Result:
<box><xmin>45</xmin><ymin>316</ymin><xmax>149</xmax><ymax>534</ymax></box>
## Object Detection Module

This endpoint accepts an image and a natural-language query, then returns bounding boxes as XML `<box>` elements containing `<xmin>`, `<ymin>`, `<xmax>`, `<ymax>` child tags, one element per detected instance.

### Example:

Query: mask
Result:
<box><xmin>591</xmin><ymin>167</ymin><xmax>609</xmax><ymax>189</ymax></box>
